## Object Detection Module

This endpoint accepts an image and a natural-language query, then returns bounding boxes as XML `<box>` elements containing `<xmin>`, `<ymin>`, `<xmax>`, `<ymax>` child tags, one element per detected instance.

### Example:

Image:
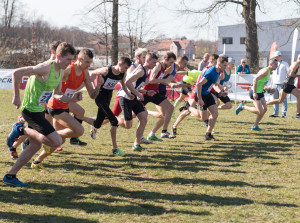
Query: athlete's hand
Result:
<box><xmin>97</xmin><ymin>75</ymin><xmax>104</xmax><ymax>87</ymax></box>
<box><xmin>253</xmin><ymin>93</ymin><xmax>258</xmax><ymax>100</ymax></box>
<box><xmin>181</xmin><ymin>83</ymin><xmax>192</xmax><ymax>88</ymax></box>
<box><xmin>165</xmin><ymin>65</ymin><xmax>174</xmax><ymax>75</ymax></box>
<box><xmin>12</xmin><ymin>96</ymin><xmax>21</xmax><ymax>109</ymax></box>
<box><xmin>127</xmin><ymin>93</ymin><xmax>135</xmax><ymax>100</ymax></box>
<box><xmin>72</xmin><ymin>92</ymin><xmax>83</xmax><ymax>102</ymax></box>
<box><xmin>198</xmin><ymin>99</ymin><xmax>204</xmax><ymax>108</ymax></box>
<box><xmin>219</xmin><ymin>90</ymin><xmax>227</xmax><ymax>97</ymax></box>
<box><xmin>137</xmin><ymin>93</ymin><xmax>144</xmax><ymax>101</ymax></box>
<box><xmin>147</xmin><ymin>90</ymin><xmax>156</xmax><ymax>96</ymax></box>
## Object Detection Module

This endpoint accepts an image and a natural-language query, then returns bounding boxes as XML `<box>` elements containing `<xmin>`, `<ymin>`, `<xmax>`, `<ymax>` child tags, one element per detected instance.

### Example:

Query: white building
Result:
<box><xmin>218</xmin><ymin>18</ymin><xmax>300</xmax><ymax>67</ymax></box>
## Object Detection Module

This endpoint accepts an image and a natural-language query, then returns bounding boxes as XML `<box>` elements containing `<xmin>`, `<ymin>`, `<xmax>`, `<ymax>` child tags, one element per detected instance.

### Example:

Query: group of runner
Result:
<box><xmin>3</xmin><ymin>40</ymin><xmax>300</xmax><ymax>187</ymax></box>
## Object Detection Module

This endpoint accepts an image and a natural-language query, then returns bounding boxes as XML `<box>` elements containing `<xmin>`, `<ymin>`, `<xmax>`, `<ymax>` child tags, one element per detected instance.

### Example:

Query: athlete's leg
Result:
<box><xmin>267</xmin><ymin>89</ymin><xmax>287</xmax><ymax>105</ymax></box>
<box><xmin>253</xmin><ymin>98</ymin><xmax>267</xmax><ymax>127</ymax></box>
<box><xmin>206</xmin><ymin>104</ymin><xmax>218</xmax><ymax>133</ymax></box>
<box><xmin>135</xmin><ymin>111</ymin><xmax>148</xmax><ymax>145</ymax></box>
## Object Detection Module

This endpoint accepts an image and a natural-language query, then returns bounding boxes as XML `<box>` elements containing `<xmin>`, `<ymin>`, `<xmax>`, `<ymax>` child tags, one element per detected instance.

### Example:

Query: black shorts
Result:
<box><xmin>211</xmin><ymin>91</ymin><xmax>231</xmax><ymax>104</ymax></box>
<box><xmin>249</xmin><ymin>89</ymin><xmax>264</xmax><ymax>100</ymax></box>
<box><xmin>119</xmin><ymin>96</ymin><xmax>145</xmax><ymax>121</ymax></box>
<box><xmin>158</xmin><ymin>89</ymin><xmax>167</xmax><ymax>97</ymax></box>
<box><xmin>180</xmin><ymin>80</ymin><xmax>192</xmax><ymax>95</ymax></box>
<box><xmin>282</xmin><ymin>83</ymin><xmax>296</xmax><ymax>94</ymax></box>
<box><xmin>194</xmin><ymin>93</ymin><xmax>216</xmax><ymax>110</ymax></box>
<box><xmin>143</xmin><ymin>93</ymin><xmax>166</xmax><ymax>106</ymax></box>
<box><xmin>22</xmin><ymin>109</ymin><xmax>55</xmax><ymax>136</ymax></box>
<box><xmin>47</xmin><ymin>108</ymin><xmax>69</xmax><ymax>117</ymax></box>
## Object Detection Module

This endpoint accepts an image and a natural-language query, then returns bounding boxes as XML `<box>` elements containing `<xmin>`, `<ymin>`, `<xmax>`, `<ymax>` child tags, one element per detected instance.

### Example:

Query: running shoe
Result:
<box><xmin>235</xmin><ymin>102</ymin><xmax>244</xmax><ymax>115</ymax></box>
<box><xmin>171</xmin><ymin>125</ymin><xmax>177</xmax><ymax>135</ymax></box>
<box><xmin>269</xmin><ymin>114</ymin><xmax>279</xmax><ymax>118</ymax></box>
<box><xmin>17</xmin><ymin>115</ymin><xmax>25</xmax><ymax>124</ymax></box>
<box><xmin>7</xmin><ymin>123</ymin><xmax>23</xmax><ymax>147</ymax></box>
<box><xmin>251</xmin><ymin>125</ymin><xmax>263</xmax><ymax>131</ymax></box>
<box><xmin>31</xmin><ymin>161</ymin><xmax>47</xmax><ymax>172</ymax></box>
<box><xmin>3</xmin><ymin>175</ymin><xmax>28</xmax><ymax>187</ymax></box>
<box><xmin>296</xmin><ymin>114</ymin><xmax>300</xmax><ymax>119</ymax></box>
<box><xmin>147</xmin><ymin>135</ymin><xmax>163</xmax><ymax>142</ymax></box>
<box><xmin>205</xmin><ymin>134</ymin><xmax>218</xmax><ymax>141</ymax></box>
<box><xmin>21</xmin><ymin>138</ymin><xmax>30</xmax><ymax>151</ymax></box>
<box><xmin>132</xmin><ymin>144</ymin><xmax>146</xmax><ymax>152</ymax></box>
<box><xmin>90</xmin><ymin>126</ymin><xmax>97</xmax><ymax>139</ymax></box>
<box><xmin>112</xmin><ymin>148</ymin><xmax>126</xmax><ymax>156</ymax></box>
<box><xmin>8</xmin><ymin>147</ymin><xmax>18</xmax><ymax>160</ymax></box>
<box><xmin>161</xmin><ymin>131</ymin><xmax>176</xmax><ymax>139</ymax></box>
<box><xmin>212</xmin><ymin>129</ymin><xmax>219</xmax><ymax>134</ymax></box>
<box><xmin>70</xmin><ymin>137</ymin><xmax>87</xmax><ymax>146</ymax></box>
<box><xmin>179</xmin><ymin>101</ymin><xmax>190</xmax><ymax>112</ymax></box>
<box><xmin>141</xmin><ymin>136</ymin><xmax>152</xmax><ymax>144</ymax></box>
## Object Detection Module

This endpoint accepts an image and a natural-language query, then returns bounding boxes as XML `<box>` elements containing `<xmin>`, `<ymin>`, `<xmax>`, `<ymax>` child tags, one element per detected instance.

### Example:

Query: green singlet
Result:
<box><xmin>21</xmin><ymin>61</ymin><xmax>62</xmax><ymax>112</ymax></box>
<box><xmin>255</xmin><ymin>67</ymin><xmax>270</xmax><ymax>93</ymax></box>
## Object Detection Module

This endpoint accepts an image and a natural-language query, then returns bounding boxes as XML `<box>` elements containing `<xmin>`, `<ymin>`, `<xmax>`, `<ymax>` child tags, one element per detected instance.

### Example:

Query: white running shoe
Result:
<box><xmin>141</xmin><ymin>136</ymin><xmax>152</xmax><ymax>144</ymax></box>
<box><xmin>90</xmin><ymin>126</ymin><xmax>97</xmax><ymax>139</ymax></box>
<box><xmin>161</xmin><ymin>131</ymin><xmax>176</xmax><ymax>139</ymax></box>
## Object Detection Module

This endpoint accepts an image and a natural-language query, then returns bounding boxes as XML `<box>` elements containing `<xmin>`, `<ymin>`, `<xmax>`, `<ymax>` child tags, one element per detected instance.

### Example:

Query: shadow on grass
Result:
<box><xmin>0</xmin><ymin>212</ymin><xmax>96</xmax><ymax>223</ymax></box>
<box><xmin>263</xmin><ymin>202</ymin><xmax>298</xmax><ymax>207</ymax></box>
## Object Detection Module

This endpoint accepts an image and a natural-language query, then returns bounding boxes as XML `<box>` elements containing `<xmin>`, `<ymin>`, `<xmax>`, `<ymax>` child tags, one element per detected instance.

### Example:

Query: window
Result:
<box><xmin>222</xmin><ymin>37</ymin><xmax>233</xmax><ymax>44</ymax></box>
<box><xmin>240</xmin><ymin>37</ymin><xmax>246</xmax><ymax>44</ymax></box>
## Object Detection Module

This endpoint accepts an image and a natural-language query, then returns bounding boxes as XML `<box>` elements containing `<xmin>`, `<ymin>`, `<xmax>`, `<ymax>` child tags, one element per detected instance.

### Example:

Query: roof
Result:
<box><xmin>172</xmin><ymin>41</ymin><xmax>181</xmax><ymax>50</ymax></box>
<box><xmin>157</xmin><ymin>39</ymin><xmax>192</xmax><ymax>51</ymax></box>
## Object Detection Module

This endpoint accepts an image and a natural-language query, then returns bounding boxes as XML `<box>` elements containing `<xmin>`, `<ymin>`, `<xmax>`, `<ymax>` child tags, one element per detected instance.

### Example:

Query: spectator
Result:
<box><xmin>269</xmin><ymin>51</ymin><xmax>289</xmax><ymax>118</ymax></box>
<box><xmin>198</xmin><ymin>53</ymin><xmax>210</xmax><ymax>71</ymax></box>
<box><xmin>236</xmin><ymin>59</ymin><xmax>250</xmax><ymax>74</ymax></box>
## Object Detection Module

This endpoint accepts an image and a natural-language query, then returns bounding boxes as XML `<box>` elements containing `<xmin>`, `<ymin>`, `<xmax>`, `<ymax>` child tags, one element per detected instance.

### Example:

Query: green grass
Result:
<box><xmin>0</xmin><ymin>89</ymin><xmax>300</xmax><ymax>222</ymax></box>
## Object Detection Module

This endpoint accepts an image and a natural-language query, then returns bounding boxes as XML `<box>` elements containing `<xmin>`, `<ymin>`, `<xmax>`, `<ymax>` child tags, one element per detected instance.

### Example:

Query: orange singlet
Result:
<box><xmin>47</xmin><ymin>63</ymin><xmax>85</xmax><ymax>109</ymax></box>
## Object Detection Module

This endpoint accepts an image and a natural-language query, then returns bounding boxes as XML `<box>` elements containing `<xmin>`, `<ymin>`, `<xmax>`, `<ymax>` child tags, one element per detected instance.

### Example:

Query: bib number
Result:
<box><xmin>64</xmin><ymin>88</ymin><xmax>76</xmax><ymax>98</ymax></box>
<box><xmin>39</xmin><ymin>91</ymin><xmax>52</xmax><ymax>105</ymax></box>
<box><xmin>103</xmin><ymin>78</ymin><xmax>119</xmax><ymax>90</ymax></box>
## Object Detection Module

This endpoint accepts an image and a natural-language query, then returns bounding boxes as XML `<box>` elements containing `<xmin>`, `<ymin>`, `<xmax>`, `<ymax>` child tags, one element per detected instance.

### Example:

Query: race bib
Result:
<box><xmin>38</xmin><ymin>91</ymin><xmax>52</xmax><ymax>106</ymax></box>
<box><xmin>103</xmin><ymin>78</ymin><xmax>119</xmax><ymax>90</ymax></box>
<box><xmin>64</xmin><ymin>88</ymin><xmax>76</xmax><ymax>98</ymax></box>
<box><xmin>136</xmin><ymin>81</ymin><xmax>145</xmax><ymax>90</ymax></box>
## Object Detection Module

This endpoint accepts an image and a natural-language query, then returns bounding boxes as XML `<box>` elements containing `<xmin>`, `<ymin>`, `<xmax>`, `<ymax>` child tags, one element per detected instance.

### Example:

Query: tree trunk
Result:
<box><xmin>242</xmin><ymin>0</ymin><xmax>259</xmax><ymax>73</ymax></box>
<box><xmin>111</xmin><ymin>0</ymin><xmax>118</xmax><ymax>65</ymax></box>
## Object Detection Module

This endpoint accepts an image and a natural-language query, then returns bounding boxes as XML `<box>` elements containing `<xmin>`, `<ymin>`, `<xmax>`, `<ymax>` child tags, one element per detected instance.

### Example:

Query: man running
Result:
<box><xmin>89</xmin><ymin>57</ymin><xmax>133</xmax><ymax>156</ymax></box>
<box><xmin>236</xmin><ymin>58</ymin><xmax>278</xmax><ymax>130</ymax></box>
<box><xmin>30</xmin><ymin>49</ymin><xmax>104</xmax><ymax>171</ymax></box>
<box><xmin>117</xmin><ymin>53</ymin><xmax>158</xmax><ymax>154</ymax></box>
<box><xmin>4</xmin><ymin>42</ymin><xmax>77</xmax><ymax>186</ymax></box>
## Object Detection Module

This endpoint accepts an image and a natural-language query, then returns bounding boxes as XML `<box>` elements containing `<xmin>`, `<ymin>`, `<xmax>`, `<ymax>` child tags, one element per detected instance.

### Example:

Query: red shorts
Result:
<box><xmin>112</xmin><ymin>96</ymin><xmax>122</xmax><ymax>116</ymax></box>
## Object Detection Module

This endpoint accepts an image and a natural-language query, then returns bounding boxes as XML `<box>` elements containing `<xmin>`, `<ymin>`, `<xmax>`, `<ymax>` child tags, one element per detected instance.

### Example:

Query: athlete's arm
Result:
<box><xmin>84</xmin><ymin>69</ymin><xmax>103</xmax><ymax>99</ymax></box>
<box><xmin>120</xmin><ymin>73</ymin><xmax>134</xmax><ymax>99</ymax></box>
<box><xmin>197</xmin><ymin>77</ymin><xmax>208</xmax><ymax>108</ymax></box>
<box><xmin>89</xmin><ymin>67</ymin><xmax>108</xmax><ymax>83</ymax></box>
<box><xmin>12</xmin><ymin>62</ymin><xmax>51</xmax><ymax>109</ymax></box>
<box><xmin>148</xmin><ymin>62</ymin><xmax>161</xmax><ymax>84</ymax></box>
<box><xmin>125</xmin><ymin>68</ymin><xmax>144</xmax><ymax>100</ymax></box>
<box><xmin>53</xmin><ymin>80</ymin><xmax>82</xmax><ymax>103</ymax></box>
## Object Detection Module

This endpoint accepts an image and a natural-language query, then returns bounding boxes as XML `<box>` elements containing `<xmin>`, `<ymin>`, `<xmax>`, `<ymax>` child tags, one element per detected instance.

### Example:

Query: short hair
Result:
<box><xmin>217</xmin><ymin>56</ymin><xmax>228</xmax><ymax>64</ymax></box>
<box><xmin>135</xmin><ymin>48</ymin><xmax>147</xmax><ymax>57</ymax></box>
<box><xmin>164</xmin><ymin>51</ymin><xmax>176</xmax><ymax>61</ymax></box>
<box><xmin>269</xmin><ymin>58</ymin><xmax>278</xmax><ymax>65</ymax></box>
<box><xmin>50</xmin><ymin>41</ymin><xmax>62</xmax><ymax>51</ymax></box>
<box><xmin>146</xmin><ymin>52</ymin><xmax>158</xmax><ymax>60</ymax></box>
<box><xmin>119</xmin><ymin>57</ymin><xmax>131</xmax><ymax>66</ymax></box>
<box><xmin>178</xmin><ymin>55</ymin><xmax>189</xmax><ymax>62</ymax></box>
<box><xmin>241</xmin><ymin>59</ymin><xmax>246</xmax><ymax>63</ymax></box>
<box><xmin>56</xmin><ymin>42</ymin><xmax>76</xmax><ymax>57</ymax></box>
<box><xmin>78</xmin><ymin>49</ymin><xmax>94</xmax><ymax>59</ymax></box>
<box><xmin>203</xmin><ymin>53</ymin><xmax>209</xmax><ymax>57</ymax></box>
<box><xmin>210</xmin><ymin>54</ymin><xmax>219</xmax><ymax>61</ymax></box>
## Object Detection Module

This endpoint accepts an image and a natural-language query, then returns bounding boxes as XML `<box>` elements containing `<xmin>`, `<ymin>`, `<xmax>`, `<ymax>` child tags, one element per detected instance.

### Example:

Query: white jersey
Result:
<box><xmin>272</xmin><ymin>60</ymin><xmax>289</xmax><ymax>85</ymax></box>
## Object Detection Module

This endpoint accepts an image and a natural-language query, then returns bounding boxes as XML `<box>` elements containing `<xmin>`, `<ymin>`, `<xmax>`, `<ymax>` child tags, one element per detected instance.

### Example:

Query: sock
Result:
<box><xmin>6</xmin><ymin>174</ymin><xmax>16</xmax><ymax>179</ymax></box>
<box><xmin>9</xmin><ymin>147</ymin><xmax>16</xmax><ymax>152</ymax></box>
<box><xmin>162</xmin><ymin>129</ymin><xmax>167</xmax><ymax>133</ymax></box>
<box><xmin>149</xmin><ymin>131</ymin><xmax>155</xmax><ymax>137</ymax></box>
<box><xmin>74</xmin><ymin>115</ymin><xmax>83</xmax><ymax>124</ymax></box>
<box><xmin>33</xmin><ymin>161</ymin><xmax>41</xmax><ymax>165</ymax></box>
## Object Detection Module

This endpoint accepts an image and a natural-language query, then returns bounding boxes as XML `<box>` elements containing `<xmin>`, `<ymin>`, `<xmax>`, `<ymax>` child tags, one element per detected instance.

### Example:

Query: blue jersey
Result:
<box><xmin>158</xmin><ymin>63</ymin><xmax>176</xmax><ymax>90</ymax></box>
<box><xmin>220</xmin><ymin>69</ymin><xmax>231</xmax><ymax>86</ymax></box>
<box><xmin>200</xmin><ymin>66</ymin><xmax>220</xmax><ymax>95</ymax></box>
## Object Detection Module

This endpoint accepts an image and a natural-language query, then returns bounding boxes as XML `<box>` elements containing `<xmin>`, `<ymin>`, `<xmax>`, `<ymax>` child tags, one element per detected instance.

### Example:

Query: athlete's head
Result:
<box><xmin>269</xmin><ymin>58</ymin><xmax>278</xmax><ymax>70</ymax></box>
<box><xmin>217</xmin><ymin>56</ymin><xmax>228</xmax><ymax>71</ymax></box>
<box><xmin>227</xmin><ymin>57</ymin><xmax>235</xmax><ymax>69</ymax></box>
<box><xmin>56</xmin><ymin>42</ymin><xmax>76</xmax><ymax>69</ymax></box>
<box><xmin>164</xmin><ymin>51</ymin><xmax>176</xmax><ymax>67</ymax></box>
<box><xmin>203</xmin><ymin>53</ymin><xmax>210</xmax><ymax>62</ymax></box>
<box><xmin>177</xmin><ymin>55</ymin><xmax>189</xmax><ymax>69</ymax></box>
<box><xmin>135</xmin><ymin>48</ymin><xmax>147</xmax><ymax>65</ymax></box>
<box><xmin>74</xmin><ymin>49</ymin><xmax>80</xmax><ymax>61</ymax></box>
<box><xmin>209</xmin><ymin>54</ymin><xmax>219</xmax><ymax>66</ymax></box>
<box><xmin>50</xmin><ymin>40</ymin><xmax>62</xmax><ymax>60</ymax></box>
<box><xmin>78</xmin><ymin>49</ymin><xmax>94</xmax><ymax>70</ymax></box>
<box><xmin>118</xmin><ymin>57</ymin><xmax>131</xmax><ymax>73</ymax></box>
<box><xmin>145</xmin><ymin>52</ymin><xmax>158</xmax><ymax>69</ymax></box>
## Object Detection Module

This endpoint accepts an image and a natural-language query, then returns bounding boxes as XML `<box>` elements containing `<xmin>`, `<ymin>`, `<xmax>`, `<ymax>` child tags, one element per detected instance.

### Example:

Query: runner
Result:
<box><xmin>117</xmin><ymin>53</ymin><xmax>158</xmax><ymax>154</ymax></box>
<box><xmin>31</xmin><ymin>49</ymin><xmax>104</xmax><ymax>171</ymax></box>
<box><xmin>89</xmin><ymin>57</ymin><xmax>133</xmax><ymax>156</ymax></box>
<box><xmin>4</xmin><ymin>42</ymin><xmax>77</xmax><ymax>186</ymax></box>
<box><xmin>266</xmin><ymin>54</ymin><xmax>300</xmax><ymax>119</ymax></box>
<box><xmin>236</xmin><ymin>58</ymin><xmax>278</xmax><ymax>130</ymax></box>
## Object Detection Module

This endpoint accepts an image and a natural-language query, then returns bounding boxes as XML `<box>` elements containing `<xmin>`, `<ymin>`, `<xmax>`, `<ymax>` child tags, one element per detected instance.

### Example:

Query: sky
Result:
<box><xmin>23</xmin><ymin>0</ymin><xmax>299</xmax><ymax>41</ymax></box>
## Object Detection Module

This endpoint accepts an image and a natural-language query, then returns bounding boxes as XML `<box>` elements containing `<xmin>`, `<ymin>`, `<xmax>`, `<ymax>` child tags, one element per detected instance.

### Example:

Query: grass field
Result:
<box><xmin>0</xmin><ymin>89</ymin><xmax>299</xmax><ymax>223</ymax></box>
